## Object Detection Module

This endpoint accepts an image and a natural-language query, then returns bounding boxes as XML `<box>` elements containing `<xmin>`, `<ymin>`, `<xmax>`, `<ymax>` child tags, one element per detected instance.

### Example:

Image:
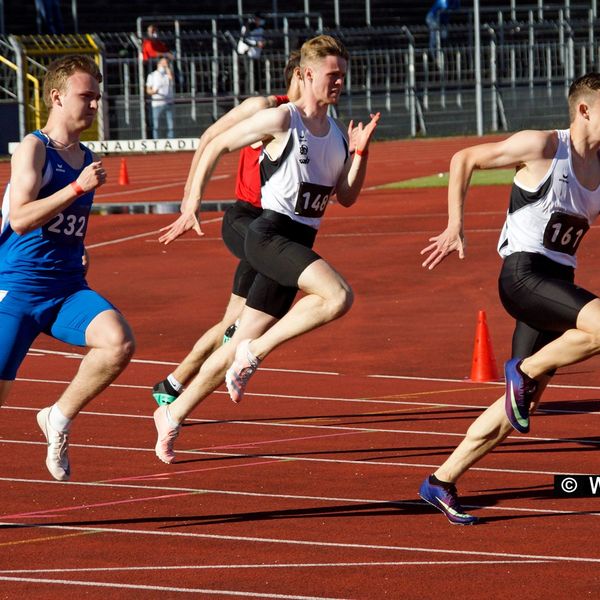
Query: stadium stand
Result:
<box><xmin>3</xmin><ymin>1</ymin><xmax>509</xmax><ymax>35</ymax></box>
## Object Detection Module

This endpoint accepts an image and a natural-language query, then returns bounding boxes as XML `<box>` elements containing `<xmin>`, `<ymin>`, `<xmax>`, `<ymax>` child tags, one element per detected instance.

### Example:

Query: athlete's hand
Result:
<box><xmin>77</xmin><ymin>161</ymin><xmax>106</xmax><ymax>192</ymax></box>
<box><xmin>352</xmin><ymin>112</ymin><xmax>381</xmax><ymax>154</ymax></box>
<box><xmin>347</xmin><ymin>120</ymin><xmax>357</xmax><ymax>153</ymax></box>
<box><xmin>421</xmin><ymin>227</ymin><xmax>465</xmax><ymax>270</ymax></box>
<box><xmin>158</xmin><ymin>210</ymin><xmax>203</xmax><ymax>245</ymax></box>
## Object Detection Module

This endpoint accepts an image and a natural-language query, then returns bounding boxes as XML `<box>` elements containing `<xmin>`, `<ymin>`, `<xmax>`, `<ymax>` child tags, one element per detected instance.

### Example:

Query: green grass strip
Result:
<box><xmin>380</xmin><ymin>169</ymin><xmax>515</xmax><ymax>189</ymax></box>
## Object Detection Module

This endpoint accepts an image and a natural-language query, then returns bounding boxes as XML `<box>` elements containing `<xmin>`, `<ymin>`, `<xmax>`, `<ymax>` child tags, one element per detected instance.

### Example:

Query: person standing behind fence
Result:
<box><xmin>237</xmin><ymin>13</ymin><xmax>267</xmax><ymax>93</ymax></box>
<box><xmin>146</xmin><ymin>57</ymin><xmax>175</xmax><ymax>139</ymax></box>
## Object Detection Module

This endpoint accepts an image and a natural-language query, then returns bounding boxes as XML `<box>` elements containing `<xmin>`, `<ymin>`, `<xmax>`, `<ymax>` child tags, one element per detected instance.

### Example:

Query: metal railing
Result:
<box><xmin>2</xmin><ymin>9</ymin><xmax>599</xmax><ymax>144</ymax></box>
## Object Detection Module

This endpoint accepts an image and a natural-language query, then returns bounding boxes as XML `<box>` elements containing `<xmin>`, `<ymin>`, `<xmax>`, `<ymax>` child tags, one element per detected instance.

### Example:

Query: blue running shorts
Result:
<box><xmin>0</xmin><ymin>285</ymin><xmax>116</xmax><ymax>380</ymax></box>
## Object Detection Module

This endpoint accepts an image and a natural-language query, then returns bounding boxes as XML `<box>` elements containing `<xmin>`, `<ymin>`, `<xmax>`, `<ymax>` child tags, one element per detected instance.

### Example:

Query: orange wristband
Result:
<box><xmin>356</xmin><ymin>148</ymin><xmax>368</xmax><ymax>157</ymax></box>
<box><xmin>70</xmin><ymin>181</ymin><xmax>85</xmax><ymax>196</ymax></box>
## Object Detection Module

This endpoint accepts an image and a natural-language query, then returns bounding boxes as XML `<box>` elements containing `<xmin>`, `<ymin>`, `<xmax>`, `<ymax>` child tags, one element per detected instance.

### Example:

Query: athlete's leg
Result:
<box><xmin>162</xmin><ymin>203</ymin><xmax>263</xmax><ymax>391</ymax></box>
<box><xmin>166</xmin><ymin>306</ymin><xmax>277</xmax><ymax>422</ymax></box>
<box><xmin>521</xmin><ymin>298</ymin><xmax>600</xmax><ymax>378</ymax></box>
<box><xmin>54</xmin><ymin>309</ymin><xmax>135</xmax><ymax>418</ymax></box>
<box><xmin>153</xmin><ymin>279</ymin><xmax>294</xmax><ymax>462</ymax></box>
<box><xmin>0</xmin><ymin>297</ymin><xmax>43</xmax><ymax>408</ymax></box>
<box><xmin>434</xmin><ymin>378</ymin><xmax>550</xmax><ymax>483</ymax></box>
<box><xmin>498</xmin><ymin>253</ymin><xmax>599</xmax><ymax>380</ymax></box>
<box><xmin>170</xmin><ymin>293</ymin><xmax>246</xmax><ymax>386</ymax></box>
<box><xmin>249</xmin><ymin>258</ymin><xmax>353</xmax><ymax>360</ymax></box>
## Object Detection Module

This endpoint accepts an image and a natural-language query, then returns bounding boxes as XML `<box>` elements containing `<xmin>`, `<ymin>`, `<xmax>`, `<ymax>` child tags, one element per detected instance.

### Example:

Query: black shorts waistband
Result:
<box><xmin>232</xmin><ymin>200</ymin><xmax>263</xmax><ymax>215</ymax></box>
<box><xmin>503</xmin><ymin>251</ymin><xmax>574</xmax><ymax>279</ymax></box>
<box><xmin>261</xmin><ymin>209</ymin><xmax>317</xmax><ymax>232</ymax></box>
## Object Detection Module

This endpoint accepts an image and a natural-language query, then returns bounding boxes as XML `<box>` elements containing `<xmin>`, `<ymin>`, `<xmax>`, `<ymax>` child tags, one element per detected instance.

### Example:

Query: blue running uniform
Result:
<box><xmin>0</xmin><ymin>131</ymin><xmax>115</xmax><ymax>380</ymax></box>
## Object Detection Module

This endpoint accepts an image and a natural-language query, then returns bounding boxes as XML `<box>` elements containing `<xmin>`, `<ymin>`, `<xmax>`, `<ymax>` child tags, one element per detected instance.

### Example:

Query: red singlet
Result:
<box><xmin>234</xmin><ymin>95</ymin><xmax>290</xmax><ymax>208</ymax></box>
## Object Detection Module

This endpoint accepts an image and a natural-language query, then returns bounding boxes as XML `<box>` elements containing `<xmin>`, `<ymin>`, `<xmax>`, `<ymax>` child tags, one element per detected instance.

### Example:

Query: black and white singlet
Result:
<box><xmin>259</xmin><ymin>103</ymin><xmax>349</xmax><ymax>229</ymax></box>
<box><xmin>497</xmin><ymin>129</ymin><xmax>600</xmax><ymax>268</ymax></box>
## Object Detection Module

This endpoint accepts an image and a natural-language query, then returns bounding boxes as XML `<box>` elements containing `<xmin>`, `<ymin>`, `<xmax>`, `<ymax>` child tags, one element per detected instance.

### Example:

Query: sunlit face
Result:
<box><xmin>304</xmin><ymin>54</ymin><xmax>347</xmax><ymax>105</ymax></box>
<box><xmin>55</xmin><ymin>71</ymin><xmax>101</xmax><ymax>129</ymax></box>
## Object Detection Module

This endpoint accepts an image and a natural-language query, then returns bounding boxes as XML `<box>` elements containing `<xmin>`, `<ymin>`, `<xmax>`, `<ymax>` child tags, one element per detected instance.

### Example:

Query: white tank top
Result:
<box><xmin>497</xmin><ymin>129</ymin><xmax>600</xmax><ymax>267</ymax></box>
<box><xmin>259</xmin><ymin>103</ymin><xmax>349</xmax><ymax>229</ymax></box>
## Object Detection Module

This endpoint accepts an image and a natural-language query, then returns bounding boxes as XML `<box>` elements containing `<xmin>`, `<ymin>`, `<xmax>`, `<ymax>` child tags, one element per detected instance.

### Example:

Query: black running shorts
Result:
<box><xmin>222</xmin><ymin>202</ymin><xmax>298</xmax><ymax>317</ymax></box>
<box><xmin>221</xmin><ymin>201</ymin><xmax>261</xmax><ymax>297</ymax></box>
<box><xmin>245</xmin><ymin>210</ymin><xmax>320</xmax><ymax>287</ymax></box>
<box><xmin>498</xmin><ymin>251</ymin><xmax>597</xmax><ymax>357</ymax></box>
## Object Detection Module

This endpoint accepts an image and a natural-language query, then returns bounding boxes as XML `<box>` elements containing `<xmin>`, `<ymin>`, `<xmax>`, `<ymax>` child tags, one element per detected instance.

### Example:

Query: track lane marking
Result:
<box><xmin>0</xmin><ymin>577</ymin><xmax>335</xmax><ymax>599</ymax></box>
<box><xmin>0</xmin><ymin>523</ymin><xmax>599</xmax><ymax>563</ymax></box>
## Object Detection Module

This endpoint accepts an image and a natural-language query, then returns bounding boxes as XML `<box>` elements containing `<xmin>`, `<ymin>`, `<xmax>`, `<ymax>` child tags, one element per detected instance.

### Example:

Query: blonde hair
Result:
<box><xmin>300</xmin><ymin>35</ymin><xmax>349</xmax><ymax>68</ymax></box>
<box><xmin>43</xmin><ymin>55</ymin><xmax>102</xmax><ymax>108</ymax></box>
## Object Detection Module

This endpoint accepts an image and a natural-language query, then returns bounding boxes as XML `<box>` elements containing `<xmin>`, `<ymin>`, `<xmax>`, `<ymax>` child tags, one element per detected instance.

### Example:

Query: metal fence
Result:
<box><xmin>2</xmin><ymin>7</ymin><xmax>599</xmax><ymax>146</ymax></box>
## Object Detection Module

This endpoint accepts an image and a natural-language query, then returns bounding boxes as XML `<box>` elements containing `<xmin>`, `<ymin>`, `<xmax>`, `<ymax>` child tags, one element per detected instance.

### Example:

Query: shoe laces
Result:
<box><xmin>440</xmin><ymin>483</ymin><xmax>462</xmax><ymax>508</ymax></box>
<box><xmin>234</xmin><ymin>351</ymin><xmax>259</xmax><ymax>383</ymax></box>
<box><xmin>49</xmin><ymin>429</ymin><xmax>69</xmax><ymax>466</ymax></box>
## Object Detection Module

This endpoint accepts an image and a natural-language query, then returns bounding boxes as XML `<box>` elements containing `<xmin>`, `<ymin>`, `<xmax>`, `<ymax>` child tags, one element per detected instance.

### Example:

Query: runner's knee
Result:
<box><xmin>326</xmin><ymin>283</ymin><xmax>354</xmax><ymax>320</ymax></box>
<box><xmin>101</xmin><ymin>327</ymin><xmax>136</xmax><ymax>366</ymax></box>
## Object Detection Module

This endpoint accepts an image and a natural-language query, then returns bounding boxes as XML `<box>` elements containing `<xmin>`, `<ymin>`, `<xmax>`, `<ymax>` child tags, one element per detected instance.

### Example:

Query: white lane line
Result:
<box><xmin>25</xmin><ymin>350</ymin><xmax>342</xmax><ymax>376</ymax></box>
<box><xmin>86</xmin><ymin>216</ymin><xmax>223</xmax><ymax>249</ymax></box>
<box><xmin>26</xmin><ymin>346</ymin><xmax>600</xmax><ymax>392</ymax></box>
<box><xmin>0</xmin><ymin>476</ymin><xmax>597</xmax><ymax>520</ymax></box>
<box><xmin>94</xmin><ymin>175</ymin><xmax>230</xmax><ymax>199</ymax></box>
<box><xmin>10</xmin><ymin>377</ymin><xmax>600</xmax><ymax>420</ymax></box>
<box><xmin>94</xmin><ymin>181</ymin><xmax>185</xmax><ymax>198</ymax></box>
<box><xmin>8</xmin><ymin>398</ymin><xmax>600</xmax><ymax>445</ymax></box>
<box><xmin>0</xmin><ymin>577</ymin><xmax>333</xmax><ymax>599</ymax></box>
<box><xmin>1</xmin><ymin>523</ymin><xmax>599</xmax><ymax>563</ymax></box>
<box><xmin>0</xmin><ymin>560</ymin><xmax>550</xmax><ymax>575</ymax></box>
<box><xmin>0</xmin><ymin>435</ymin><xmax>597</xmax><ymax>478</ymax></box>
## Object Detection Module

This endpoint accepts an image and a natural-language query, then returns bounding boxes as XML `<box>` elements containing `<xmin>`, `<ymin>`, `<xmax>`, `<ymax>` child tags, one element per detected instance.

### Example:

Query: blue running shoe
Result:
<box><xmin>504</xmin><ymin>358</ymin><xmax>538</xmax><ymax>434</ymax></box>
<box><xmin>419</xmin><ymin>476</ymin><xmax>479</xmax><ymax>525</ymax></box>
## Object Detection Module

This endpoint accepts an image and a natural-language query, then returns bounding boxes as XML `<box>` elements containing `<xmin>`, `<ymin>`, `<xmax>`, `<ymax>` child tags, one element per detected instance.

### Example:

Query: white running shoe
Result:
<box><xmin>36</xmin><ymin>406</ymin><xmax>70</xmax><ymax>481</ymax></box>
<box><xmin>153</xmin><ymin>405</ymin><xmax>180</xmax><ymax>464</ymax></box>
<box><xmin>225</xmin><ymin>339</ymin><xmax>260</xmax><ymax>403</ymax></box>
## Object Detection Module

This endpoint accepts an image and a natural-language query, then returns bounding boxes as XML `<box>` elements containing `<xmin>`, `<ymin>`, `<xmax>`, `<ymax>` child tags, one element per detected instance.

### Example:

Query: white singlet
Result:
<box><xmin>497</xmin><ymin>128</ymin><xmax>600</xmax><ymax>268</ymax></box>
<box><xmin>259</xmin><ymin>103</ymin><xmax>349</xmax><ymax>229</ymax></box>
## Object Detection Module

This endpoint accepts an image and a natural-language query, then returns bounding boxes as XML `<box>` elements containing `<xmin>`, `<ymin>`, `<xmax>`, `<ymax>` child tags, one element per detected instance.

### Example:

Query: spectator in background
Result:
<box><xmin>146</xmin><ymin>57</ymin><xmax>175</xmax><ymax>139</ymax></box>
<box><xmin>237</xmin><ymin>13</ymin><xmax>266</xmax><ymax>60</ymax></box>
<box><xmin>35</xmin><ymin>0</ymin><xmax>64</xmax><ymax>34</ymax></box>
<box><xmin>237</xmin><ymin>13</ymin><xmax>267</xmax><ymax>94</ymax></box>
<box><xmin>426</xmin><ymin>0</ymin><xmax>460</xmax><ymax>56</ymax></box>
<box><xmin>142</xmin><ymin>24</ymin><xmax>174</xmax><ymax>65</ymax></box>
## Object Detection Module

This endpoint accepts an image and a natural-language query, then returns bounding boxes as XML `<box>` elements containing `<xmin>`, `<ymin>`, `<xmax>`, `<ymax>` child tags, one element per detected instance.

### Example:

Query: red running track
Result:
<box><xmin>1</xmin><ymin>138</ymin><xmax>600</xmax><ymax>598</ymax></box>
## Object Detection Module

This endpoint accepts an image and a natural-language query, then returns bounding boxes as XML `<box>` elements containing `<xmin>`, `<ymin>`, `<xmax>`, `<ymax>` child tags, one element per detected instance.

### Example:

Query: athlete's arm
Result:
<box><xmin>8</xmin><ymin>136</ymin><xmax>106</xmax><ymax>235</ymax></box>
<box><xmin>181</xmin><ymin>95</ymin><xmax>279</xmax><ymax>204</ymax></box>
<box><xmin>421</xmin><ymin>129</ymin><xmax>558</xmax><ymax>270</ymax></box>
<box><xmin>159</xmin><ymin>106</ymin><xmax>291</xmax><ymax>245</ymax></box>
<box><xmin>335</xmin><ymin>112</ymin><xmax>380</xmax><ymax>207</ymax></box>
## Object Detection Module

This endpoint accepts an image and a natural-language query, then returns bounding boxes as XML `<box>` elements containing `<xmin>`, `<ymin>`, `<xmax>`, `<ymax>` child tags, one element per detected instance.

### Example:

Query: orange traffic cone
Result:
<box><xmin>469</xmin><ymin>310</ymin><xmax>500</xmax><ymax>382</ymax></box>
<box><xmin>118</xmin><ymin>158</ymin><xmax>130</xmax><ymax>186</ymax></box>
